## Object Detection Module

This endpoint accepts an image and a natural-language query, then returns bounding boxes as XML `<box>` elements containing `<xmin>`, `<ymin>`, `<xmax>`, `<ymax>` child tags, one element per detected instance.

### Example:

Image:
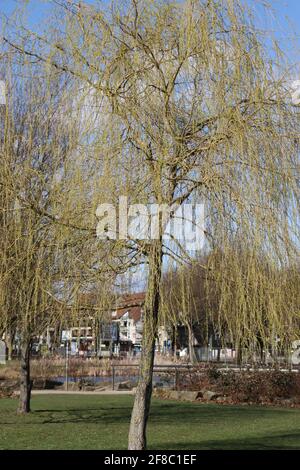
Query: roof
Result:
<box><xmin>116</xmin><ymin>292</ymin><xmax>145</xmax><ymax>308</ymax></box>
<box><xmin>74</xmin><ymin>291</ymin><xmax>145</xmax><ymax>322</ymax></box>
<box><xmin>75</xmin><ymin>291</ymin><xmax>145</xmax><ymax>308</ymax></box>
<box><xmin>113</xmin><ymin>292</ymin><xmax>145</xmax><ymax>322</ymax></box>
<box><xmin>114</xmin><ymin>305</ymin><xmax>143</xmax><ymax>322</ymax></box>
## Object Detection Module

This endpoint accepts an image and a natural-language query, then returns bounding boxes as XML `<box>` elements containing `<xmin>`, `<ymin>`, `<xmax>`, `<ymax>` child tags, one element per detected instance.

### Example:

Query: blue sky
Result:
<box><xmin>1</xmin><ymin>0</ymin><xmax>300</xmax><ymax>61</ymax></box>
<box><xmin>0</xmin><ymin>0</ymin><xmax>298</xmax><ymax>289</ymax></box>
<box><xmin>0</xmin><ymin>0</ymin><xmax>299</xmax><ymax>69</ymax></box>
<box><xmin>1</xmin><ymin>1</ymin><xmax>300</xmax><ymax>36</ymax></box>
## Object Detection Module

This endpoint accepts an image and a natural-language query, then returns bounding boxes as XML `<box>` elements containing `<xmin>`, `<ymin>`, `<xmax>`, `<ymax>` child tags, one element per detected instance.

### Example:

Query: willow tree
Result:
<box><xmin>205</xmin><ymin>245</ymin><xmax>300</xmax><ymax>364</ymax></box>
<box><xmin>5</xmin><ymin>0</ymin><xmax>300</xmax><ymax>448</ymax></box>
<box><xmin>162</xmin><ymin>249</ymin><xmax>300</xmax><ymax>365</ymax></box>
<box><xmin>0</xmin><ymin>58</ymin><xmax>78</xmax><ymax>412</ymax></box>
<box><xmin>0</xmin><ymin>33</ymin><xmax>132</xmax><ymax>415</ymax></box>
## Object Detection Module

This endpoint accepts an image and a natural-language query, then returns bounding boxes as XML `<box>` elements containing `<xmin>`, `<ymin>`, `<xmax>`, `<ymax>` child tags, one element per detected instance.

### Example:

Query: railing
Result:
<box><xmin>111</xmin><ymin>361</ymin><xmax>300</xmax><ymax>391</ymax></box>
<box><xmin>111</xmin><ymin>363</ymin><xmax>199</xmax><ymax>391</ymax></box>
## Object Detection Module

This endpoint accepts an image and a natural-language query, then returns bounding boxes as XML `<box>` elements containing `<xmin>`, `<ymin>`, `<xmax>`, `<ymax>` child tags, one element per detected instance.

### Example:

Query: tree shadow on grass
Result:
<box><xmin>35</xmin><ymin>407</ymin><xmax>129</xmax><ymax>413</ymax></box>
<box><xmin>30</xmin><ymin>402</ymin><xmax>300</xmax><ymax>427</ymax></box>
<box><xmin>150</xmin><ymin>402</ymin><xmax>299</xmax><ymax>424</ymax></box>
<box><xmin>2</xmin><ymin>400</ymin><xmax>300</xmax><ymax>450</ymax></box>
<box><xmin>35</xmin><ymin>404</ymin><xmax>132</xmax><ymax>425</ymax></box>
<box><xmin>154</xmin><ymin>431</ymin><xmax>300</xmax><ymax>450</ymax></box>
<box><xmin>4</xmin><ymin>399</ymin><xmax>299</xmax><ymax>428</ymax></box>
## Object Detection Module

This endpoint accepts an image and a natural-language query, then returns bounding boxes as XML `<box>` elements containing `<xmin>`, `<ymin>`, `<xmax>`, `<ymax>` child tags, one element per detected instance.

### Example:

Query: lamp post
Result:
<box><xmin>65</xmin><ymin>339</ymin><xmax>69</xmax><ymax>391</ymax></box>
<box><xmin>62</xmin><ymin>330</ymin><xmax>71</xmax><ymax>391</ymax></box>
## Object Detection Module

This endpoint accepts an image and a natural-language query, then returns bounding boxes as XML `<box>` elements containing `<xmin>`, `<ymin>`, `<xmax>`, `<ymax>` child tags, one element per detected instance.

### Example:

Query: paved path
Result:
<box><xmin>31</xmin><ymin>390</ymin><xmax>134</xmax><ymax>395</ymax></box>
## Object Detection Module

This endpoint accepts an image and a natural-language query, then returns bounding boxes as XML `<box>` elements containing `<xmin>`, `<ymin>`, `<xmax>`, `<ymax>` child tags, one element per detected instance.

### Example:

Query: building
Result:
<box><xmin>54</xmin><ymin>292</ymin><xmax>147</xmax><ymax>358</ymax></box>
<box><xmin>55</xmin><ymin>291</ymin><xmax>173</xmax><ymax>358</ymax></box>
<box><xmin>110</xmin><ymin>292</ymin><xmax>145</xmax><ymax>356</ymax></box>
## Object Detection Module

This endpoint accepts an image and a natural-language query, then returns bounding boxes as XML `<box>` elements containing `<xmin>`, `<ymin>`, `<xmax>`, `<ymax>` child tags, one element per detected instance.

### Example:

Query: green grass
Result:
<box><xmin>0</xmin><ymin>395</ymin><xmax>300</xmax><ymax>449</ymax></box>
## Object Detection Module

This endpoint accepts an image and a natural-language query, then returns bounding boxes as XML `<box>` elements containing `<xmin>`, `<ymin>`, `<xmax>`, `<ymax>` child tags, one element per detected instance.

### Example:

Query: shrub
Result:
<box><xmin>181</xmin><ymin>366</ymin><xmax>300</xmax><ymax>403</ymax></box>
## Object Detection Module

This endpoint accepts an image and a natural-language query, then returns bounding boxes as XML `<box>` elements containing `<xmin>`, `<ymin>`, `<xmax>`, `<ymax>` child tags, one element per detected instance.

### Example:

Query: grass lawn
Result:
<box><xmin>0</xmin><ymin>394</ymin><xmax>300</xmax><ymax>449</ymax></box>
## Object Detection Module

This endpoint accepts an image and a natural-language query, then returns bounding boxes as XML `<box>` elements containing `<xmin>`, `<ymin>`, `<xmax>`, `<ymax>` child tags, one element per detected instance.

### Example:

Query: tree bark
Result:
<box><xmin>7</xmin><ymin>339</ymin><xmax>13</xmax><ymax>361</ymax></box>
<box><xmin>18</xmin><ymin>338</ymin><xmax>32</xmax><ymax>414</ymax></box>
<box><xmin>128</xmin><ymin>241</ymin><xmax>163</xmax><ymax>450</ymax></box>
<box><xmin>187</xmin><ymin>323</ymin><xmax>197</xmax><ymax>364</ymax></box>
<box><xmin>236</xmin><ymin>340</ymin><xmax>243</xmax><ymax>367</ymax></box>
<box><xmin>172</xmin><ymin>325</ymin><xmax>177</xmax><ymax>359</ymax></box>
<box><xmin>6</xmin><ymin>328</ymin><xmax>14</xmax><ymax>361</ymax></box>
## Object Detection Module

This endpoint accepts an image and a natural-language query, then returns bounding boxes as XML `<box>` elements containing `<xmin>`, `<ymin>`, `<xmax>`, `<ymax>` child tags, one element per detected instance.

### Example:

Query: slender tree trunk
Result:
<box><xmin>128</xmin><ymin>241</ymin><xmax>163</xmax><ymax>450</ymax></box>
<box><xmin>258</xmin><ymin>337</ymin><xmax>264</xmax><ymax>364</ymax></box>
<box><xmin>6</xmin><ymin>328</ymin><xmax>15</xmax><ymax>361</ymax></box>
<box><xmin>172</xmin><ymin>326</ymin><xmax>177</xmax><ymax>359</ymax></box>
<box><xmin>2</xmin><ymin>328</ymin><xmax>13</xmax><ymax>361</ymax></box>
<box><xmin>187</xmin><ymin>323</ymin><xmax>197</xmax><ymax>364</ymax></box>
<box><xmin>236</xmin><ymin>340</ymin><xmax>243</xmax><ymax>367</ymax></box>
<box><xmin>7</xmin><ymin>339</ymin><xmax>13</xmax><ymax>361</ymax></box>
<box><xmin>18</xmin><ymin>338</ymin><xmax>32</xmax><ymax>414</ymax></box>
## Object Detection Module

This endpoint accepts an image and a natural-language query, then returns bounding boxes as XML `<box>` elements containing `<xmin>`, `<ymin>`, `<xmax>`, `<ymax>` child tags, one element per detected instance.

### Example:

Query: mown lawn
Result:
<box><xmin>0</xmin><ymin>394</ymin><xmax>300</xmax><ymax>449</ymax></box>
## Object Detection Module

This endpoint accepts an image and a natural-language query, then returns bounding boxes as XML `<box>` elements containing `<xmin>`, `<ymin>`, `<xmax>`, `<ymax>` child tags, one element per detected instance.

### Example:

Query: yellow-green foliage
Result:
<box><xmin>1</xmin><ymin>0</ymin><xmax>300</xmax><ymax>350</ymax></box>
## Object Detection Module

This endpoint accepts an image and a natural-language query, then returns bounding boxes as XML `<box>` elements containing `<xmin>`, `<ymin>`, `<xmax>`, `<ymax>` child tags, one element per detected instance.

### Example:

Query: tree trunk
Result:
<box><xmin>128</xmin><ymin>241</ymin><xmax>163</xmax><ymax>450</ymax></box>
<box><xmin>172</xmin><ymin>325</ymin><xmax>177</xmax><ymax>359</ymax></box>
<box><xmin>236</xmin><ymin>340</ymin><xmax>243</xmax><ymax>367</ymax></box>
<box><xmin>18</xmin><ymin>338</ymin><xmax>32</xmax><ymax>414</ymax></box>
<box><xmin>7</xmin><ymin>339</ymin><xmax>13</xmax><ymax>361</ymax></box>
<box><xmin>5</xmin><ymin>327</ymin><xmax>14</xmax><ymax>361</ymax></box>
<box><xmin>187</xmin><ymin>323</ymin><xmax>197</xmax><ymax>364</ymax></box>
